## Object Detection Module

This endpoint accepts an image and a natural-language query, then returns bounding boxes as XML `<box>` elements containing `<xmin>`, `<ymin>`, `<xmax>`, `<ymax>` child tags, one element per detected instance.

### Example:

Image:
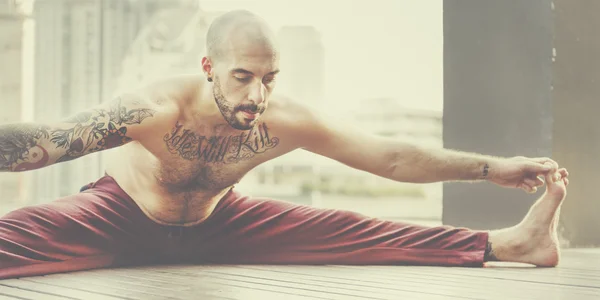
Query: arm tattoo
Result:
<box><xmin>0</xmin><ymin>124</ymin><xmax>51</xmax><ymax>171</ymax></box>
<box><xmin>163</xmin><ymin>122</ymin><xmax>280</xmax><ymax>164</ymax></box>
<box><xmin>0</xmin><ymin>97</ymin><xmax>156</xmax><ymax>171</ymax></box>
<box><xmin>484</xmin><ymin>241</ymin><xmax>498</xmax><ymax>261</ymax></box>
<box><xmin>54</xmin><ymin>98</ymin><xmax>157</xmax><ymax>163</ymax></box>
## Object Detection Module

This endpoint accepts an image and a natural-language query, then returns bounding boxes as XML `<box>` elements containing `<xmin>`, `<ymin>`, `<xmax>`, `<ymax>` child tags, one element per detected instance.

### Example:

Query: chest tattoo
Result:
<box><xmin>163</xmin><ymin>122</ymin><xmax>279</xmax><ymax>164</ymax></box>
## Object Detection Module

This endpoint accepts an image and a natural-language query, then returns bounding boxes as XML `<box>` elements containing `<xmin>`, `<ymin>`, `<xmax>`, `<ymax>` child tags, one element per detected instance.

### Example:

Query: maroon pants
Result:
<box><xmin>0</xmin><ymin>175</ymin><xmax>488</xmax><ymax>279</ymax></box>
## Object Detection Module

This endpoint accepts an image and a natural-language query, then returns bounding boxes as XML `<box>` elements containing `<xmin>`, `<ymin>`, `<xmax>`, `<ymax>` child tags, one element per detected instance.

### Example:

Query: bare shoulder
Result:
<box><xmin>132</xmin><ymin>73</ymin><xmax>203</xmax><ymax>109</ymax></box>
<box><xmin>262</xmin><ymin>94</ymin><xmax>334</xmax><ymax>144</ymax></box>
<box><xmin>101</xmin><ymin>75</ymin><xmax>203</xmax><ymax>139</ymax></box>
<box><xmin>265</xmin><ymin>94</ymin><xmax>321</xmax><ymax>129</ymax></box>
<box><xmin>122</xmin><ymin>74</ymin><xmax>207</xmax><ymax>119</ymax></box>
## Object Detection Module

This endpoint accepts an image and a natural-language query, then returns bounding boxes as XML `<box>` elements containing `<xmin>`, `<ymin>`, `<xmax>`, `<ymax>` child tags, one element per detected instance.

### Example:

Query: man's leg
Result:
<box><xmin>195</xmin><ymin>172</ymin><xmax>567</xmax><ymax>267</ymax></box>
<box><xmin>0</xmin><ymin>175</ymin><xmax>157</xmax><ymax>279</ymax></box>
<box><xmin>193</xmin><ymin>193</ymin><xmax>489</xmax><ymax>267</ymax></box>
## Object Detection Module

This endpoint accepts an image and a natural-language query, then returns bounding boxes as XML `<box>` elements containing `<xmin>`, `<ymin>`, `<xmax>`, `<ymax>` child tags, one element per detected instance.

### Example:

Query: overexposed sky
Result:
<box><xmin>20</xmin><ymin>0</ymin><xmax>442</xmax><ymax>115</ymax></box>
<box><xmin>201</xmin><ymin>0</ymin><xmax>443</xmax><ymax>111</ymax></box>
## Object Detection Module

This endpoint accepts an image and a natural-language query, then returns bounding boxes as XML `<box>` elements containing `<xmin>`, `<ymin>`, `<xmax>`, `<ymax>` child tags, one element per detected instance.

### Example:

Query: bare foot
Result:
<box><xmin>487</xmin><ymin>171</ymin><xmax>568</xmax><ymax>267</ymax></box>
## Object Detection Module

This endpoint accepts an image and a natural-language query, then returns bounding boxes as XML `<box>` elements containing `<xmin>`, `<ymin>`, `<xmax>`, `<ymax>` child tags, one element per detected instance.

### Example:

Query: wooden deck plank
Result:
<box><xmin>104</xmin><ymin>267</ymin><xmax>386</xmax><ymax>300</ymax></box>
<box><xmin>82</xmin><ymin>266</ymin><xmax>467</xmax><ymax>300</ymax></box>
<box><xmin>147</xmin><ymin>264</ymin><xmax>469</xmax><ymax>299</ymax></box>
<box><xmin>339</xmin><ymin>265</ymin><xmax>600</xmax><ymax>297</ymax></box>
<box><xmin>172</xmin><ymin>266</ymin><xmax>474</xmax><ymax>300</ymax></box>
<box><xmin>34</xmin><ymin>268</ymin><xmax>328</xmax><ymax>300</ymax></box>
<box><xmin>1</xmin><ymin>248</ymin><xmax>599</xmax><ymax>300</ymax></box>
<box><xmin>140</xmin><ymin>263</ymin><xmax>598</xmax><ymax>300</ymax></box>
<box><xmin>87</xmin><ymin>268</ymin><xmax>332</xmax><ymax>300</ymax></box>
<box><xmin>0</xmin><ymin>277</ymin><xmax>163</xmax><ymax>300</ymax></box>
<box><xmin>159</xmin><ymin>269</ymin><xmax>440</xmax><ymax>300</ymax></box>
<box><xmin>87</xmin><ymin>268</ymin><xmax>331</xmax><ymax>300</ymax></box>
<box><xmin>21</xmin><ymin>275</ymin><xmax>177</xmax><ymax>300</ymax></box>
<box><xmin>0</xmin><ymin>279</ymin><xmax>126</xmax><ymax>300</ymax></box>
<box><xmin>230</xmin><ymin>264</ymin><xmax>594</xmax><ymax>300</ymax></box>
<box><xmin>0</xmin><ymin>285</ymin><xmax>71</xmax><ymax>300</ymax></box>
<box><xmin>414</xmin><ymin>266</ymin><xmax>600</xmax><ymax>288</ymax></box>
<box><xmin>334</xmin><ymin>264</ymin><xmax>600</xmax><ymax>291</ymax></box>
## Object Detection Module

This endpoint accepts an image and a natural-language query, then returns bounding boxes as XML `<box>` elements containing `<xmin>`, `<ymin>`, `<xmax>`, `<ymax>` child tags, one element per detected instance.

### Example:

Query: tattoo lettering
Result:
<box><xmin>163</xmin><ymin>123</ymin><xmax>279</xmax><ymax>163</ymax></box>
<box><xmin>0</xmin><ymin>97</ymin><xmax>156</xmax><ymax>171</ymax></box>
<box><xmin>227</xmin><ymin>123</ymin><xmax>279</xmax><ymax>163</ymax></box>
<box><xmin>0</xmin><ymin>124</ymin><xmax>50</xmax><ymax>171</ymax></box>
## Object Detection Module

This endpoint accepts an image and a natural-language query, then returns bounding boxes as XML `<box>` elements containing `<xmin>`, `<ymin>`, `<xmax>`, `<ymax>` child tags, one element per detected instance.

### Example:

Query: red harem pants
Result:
<box><xmin>0</xmin><ymin>175</ymin><xmax>489</xmax><ymax>280</ymax></box>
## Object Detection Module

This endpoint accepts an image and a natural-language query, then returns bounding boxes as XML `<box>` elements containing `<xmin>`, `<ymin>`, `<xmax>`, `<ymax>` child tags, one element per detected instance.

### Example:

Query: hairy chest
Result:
<box><xmin>150</xmin><ymin>122</ymin><xmax>284</xmax><ymax>191</ymax></box>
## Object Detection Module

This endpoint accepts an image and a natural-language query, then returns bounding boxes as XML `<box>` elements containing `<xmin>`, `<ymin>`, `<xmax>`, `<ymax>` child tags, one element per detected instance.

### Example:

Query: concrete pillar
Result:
<box><xmin>443</xmin><ymin>0</ymin><xmax>600</xmax><ymax>247</ymax></box>
<box><xmin>442</xmin><ymin>0</ymin><xmax>554</xmax><ymax>230</ymax></box>
<box><xmin>551</xmin><ymin>0</ymin><xmax>600</xmax><ymax>247</ymax></box>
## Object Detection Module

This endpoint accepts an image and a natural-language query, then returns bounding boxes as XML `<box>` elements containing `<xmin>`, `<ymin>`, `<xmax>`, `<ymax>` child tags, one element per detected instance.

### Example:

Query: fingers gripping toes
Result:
<box><xmin>522</xmin><ymin>167</ymin><xmax>568</xmax><ymax>193</ymax></box>
<box><xmin>532</xmin><ymin>157</ymin><xmax>569</xmax><ymax>184</ymax></box>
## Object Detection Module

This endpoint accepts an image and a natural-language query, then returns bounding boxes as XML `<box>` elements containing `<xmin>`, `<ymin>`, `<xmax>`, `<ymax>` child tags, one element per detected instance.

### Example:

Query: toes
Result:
<box><xmin>559</xmin><ymin>168</ymin><xmax>569</xmax><ymax>178</ymax></box>
<box><xmin>553</xmin><ymin>172</ymin><xmax>562</xmax><ymax>183</ymax></box>
<box><xmin>545</xmin><ymin>171</ymin><xmax>562</xmax><ymax>183</ymax></box>
<box><xmin>544</xmin><ymin>172</ymin><xmax>556</xmax><ymax>184</ymax></box>
<box><xmin>552</xmin><ymin>173</ymin><xmax>565</xmax><ymax>186</ymax></box>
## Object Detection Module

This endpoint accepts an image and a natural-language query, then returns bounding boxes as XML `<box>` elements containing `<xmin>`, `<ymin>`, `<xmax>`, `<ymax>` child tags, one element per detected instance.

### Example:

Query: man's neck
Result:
<box><xmin>192</xmin><ymin>80</ymin><xmax>224</xmax><ymax>123</ymax></box>
<box><xmin>186</xmin><ymin>81</ymin><xmax>247</xmax><ymax>136</ymax></box>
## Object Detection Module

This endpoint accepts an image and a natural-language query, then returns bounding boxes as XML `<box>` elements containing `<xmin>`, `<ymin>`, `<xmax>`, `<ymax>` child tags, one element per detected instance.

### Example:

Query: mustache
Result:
<box><xmin>236</xmin><ymin>103</ymin><xmax>266</xmax><ymax>114</ymax></box>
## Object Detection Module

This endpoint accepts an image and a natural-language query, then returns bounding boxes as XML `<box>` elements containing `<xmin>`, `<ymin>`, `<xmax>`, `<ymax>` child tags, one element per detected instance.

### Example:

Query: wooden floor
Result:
<box><xmin>1</xmin><ymin>249</ymin><xmax>599</xmax><ymax>300</ymax></box>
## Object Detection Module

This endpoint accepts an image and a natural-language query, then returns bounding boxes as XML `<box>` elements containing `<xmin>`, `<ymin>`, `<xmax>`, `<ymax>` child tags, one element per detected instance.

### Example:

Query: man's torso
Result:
<box><xmin>104</xmin><ymin>76</ymin><xmax>303</xmax><ymax>226</ymax></box>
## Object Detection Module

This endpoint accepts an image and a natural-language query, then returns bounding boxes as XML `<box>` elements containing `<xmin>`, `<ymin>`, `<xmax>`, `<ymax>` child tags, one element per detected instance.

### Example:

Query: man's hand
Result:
<box><xmin>487</xmin><ymin>156</ymin><xmax>569</xmax><ymax>193</ymax></box>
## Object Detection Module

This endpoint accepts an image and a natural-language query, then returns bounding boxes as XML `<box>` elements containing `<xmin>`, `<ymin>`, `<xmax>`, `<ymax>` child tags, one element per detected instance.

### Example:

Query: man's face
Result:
<box><xmin>207</xmin><ymin>41</ymin><xmax>279</xmax><ymax>131</ymax></box>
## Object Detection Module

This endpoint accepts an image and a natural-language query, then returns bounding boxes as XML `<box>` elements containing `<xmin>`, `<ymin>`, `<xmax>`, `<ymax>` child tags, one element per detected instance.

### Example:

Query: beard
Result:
<box><xmin>213</xmin><ymin>76</ymin><xmax>266</xmax><ymax>130</ymax></box>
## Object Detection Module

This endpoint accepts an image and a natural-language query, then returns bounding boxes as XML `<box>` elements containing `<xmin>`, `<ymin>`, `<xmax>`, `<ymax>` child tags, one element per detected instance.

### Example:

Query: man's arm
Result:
<box><xmin>295</xmin><ymin>105</ymin><xmax>505</xmax><ymax>184</ymax></box>
<box><xmin>0</xmin><ymin>94</ymin><xmax>160</xmax><ymax>172</ymax></box>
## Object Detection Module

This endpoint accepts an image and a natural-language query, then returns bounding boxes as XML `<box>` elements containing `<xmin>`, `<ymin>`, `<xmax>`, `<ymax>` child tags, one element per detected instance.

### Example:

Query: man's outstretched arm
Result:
<box><xmin>294</xmin><ymin>104</ymin><xmax>558</xmax><ymax>192</ymax></box>
<box><xmin>303</xmin><ymin>119</ymin><xmax>497</xmax><ymax>183</ymax></box>
<box><xmin>0</xmin><ymin>95</ymin><xmax>159</xmax><ymax>172</ymax></box>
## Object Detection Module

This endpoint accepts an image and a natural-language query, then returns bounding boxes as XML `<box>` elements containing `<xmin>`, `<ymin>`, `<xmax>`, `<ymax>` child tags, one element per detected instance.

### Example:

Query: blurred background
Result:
<box><xmin>0</xmin><ymin>0</ymin><xmax>598</xmax><ymax>248</ymax></box>
<box><xmin>0</xmin><ymin>0</ymin><xmax>444</xmax><ymax>225</ymax></box>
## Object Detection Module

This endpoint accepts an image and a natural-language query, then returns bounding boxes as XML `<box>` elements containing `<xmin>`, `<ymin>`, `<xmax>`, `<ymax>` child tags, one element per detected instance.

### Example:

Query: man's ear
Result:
<box><xmin>201</xmin><ymin>56</ymin><xmax>213</xmax><ymax>79</ymax></box>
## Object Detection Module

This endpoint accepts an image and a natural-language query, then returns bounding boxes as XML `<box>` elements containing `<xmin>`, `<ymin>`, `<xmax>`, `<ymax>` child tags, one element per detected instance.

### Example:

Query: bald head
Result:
<box><xmin>206</xmin><ymin>10</ymin><xmax>278</xmax><ymax>63</ymax></box>
<box><xmin>202</xmin><ymin>10</ymin><xmax>280</xmax><ymax>131</ymax></box>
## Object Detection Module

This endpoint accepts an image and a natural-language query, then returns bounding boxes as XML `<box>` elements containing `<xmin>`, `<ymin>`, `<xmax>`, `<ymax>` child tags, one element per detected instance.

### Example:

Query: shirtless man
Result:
<box><xmin>0</xmin><ymin>10</ymin><xmax>569</xmax><ymax>279</ymax></box>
